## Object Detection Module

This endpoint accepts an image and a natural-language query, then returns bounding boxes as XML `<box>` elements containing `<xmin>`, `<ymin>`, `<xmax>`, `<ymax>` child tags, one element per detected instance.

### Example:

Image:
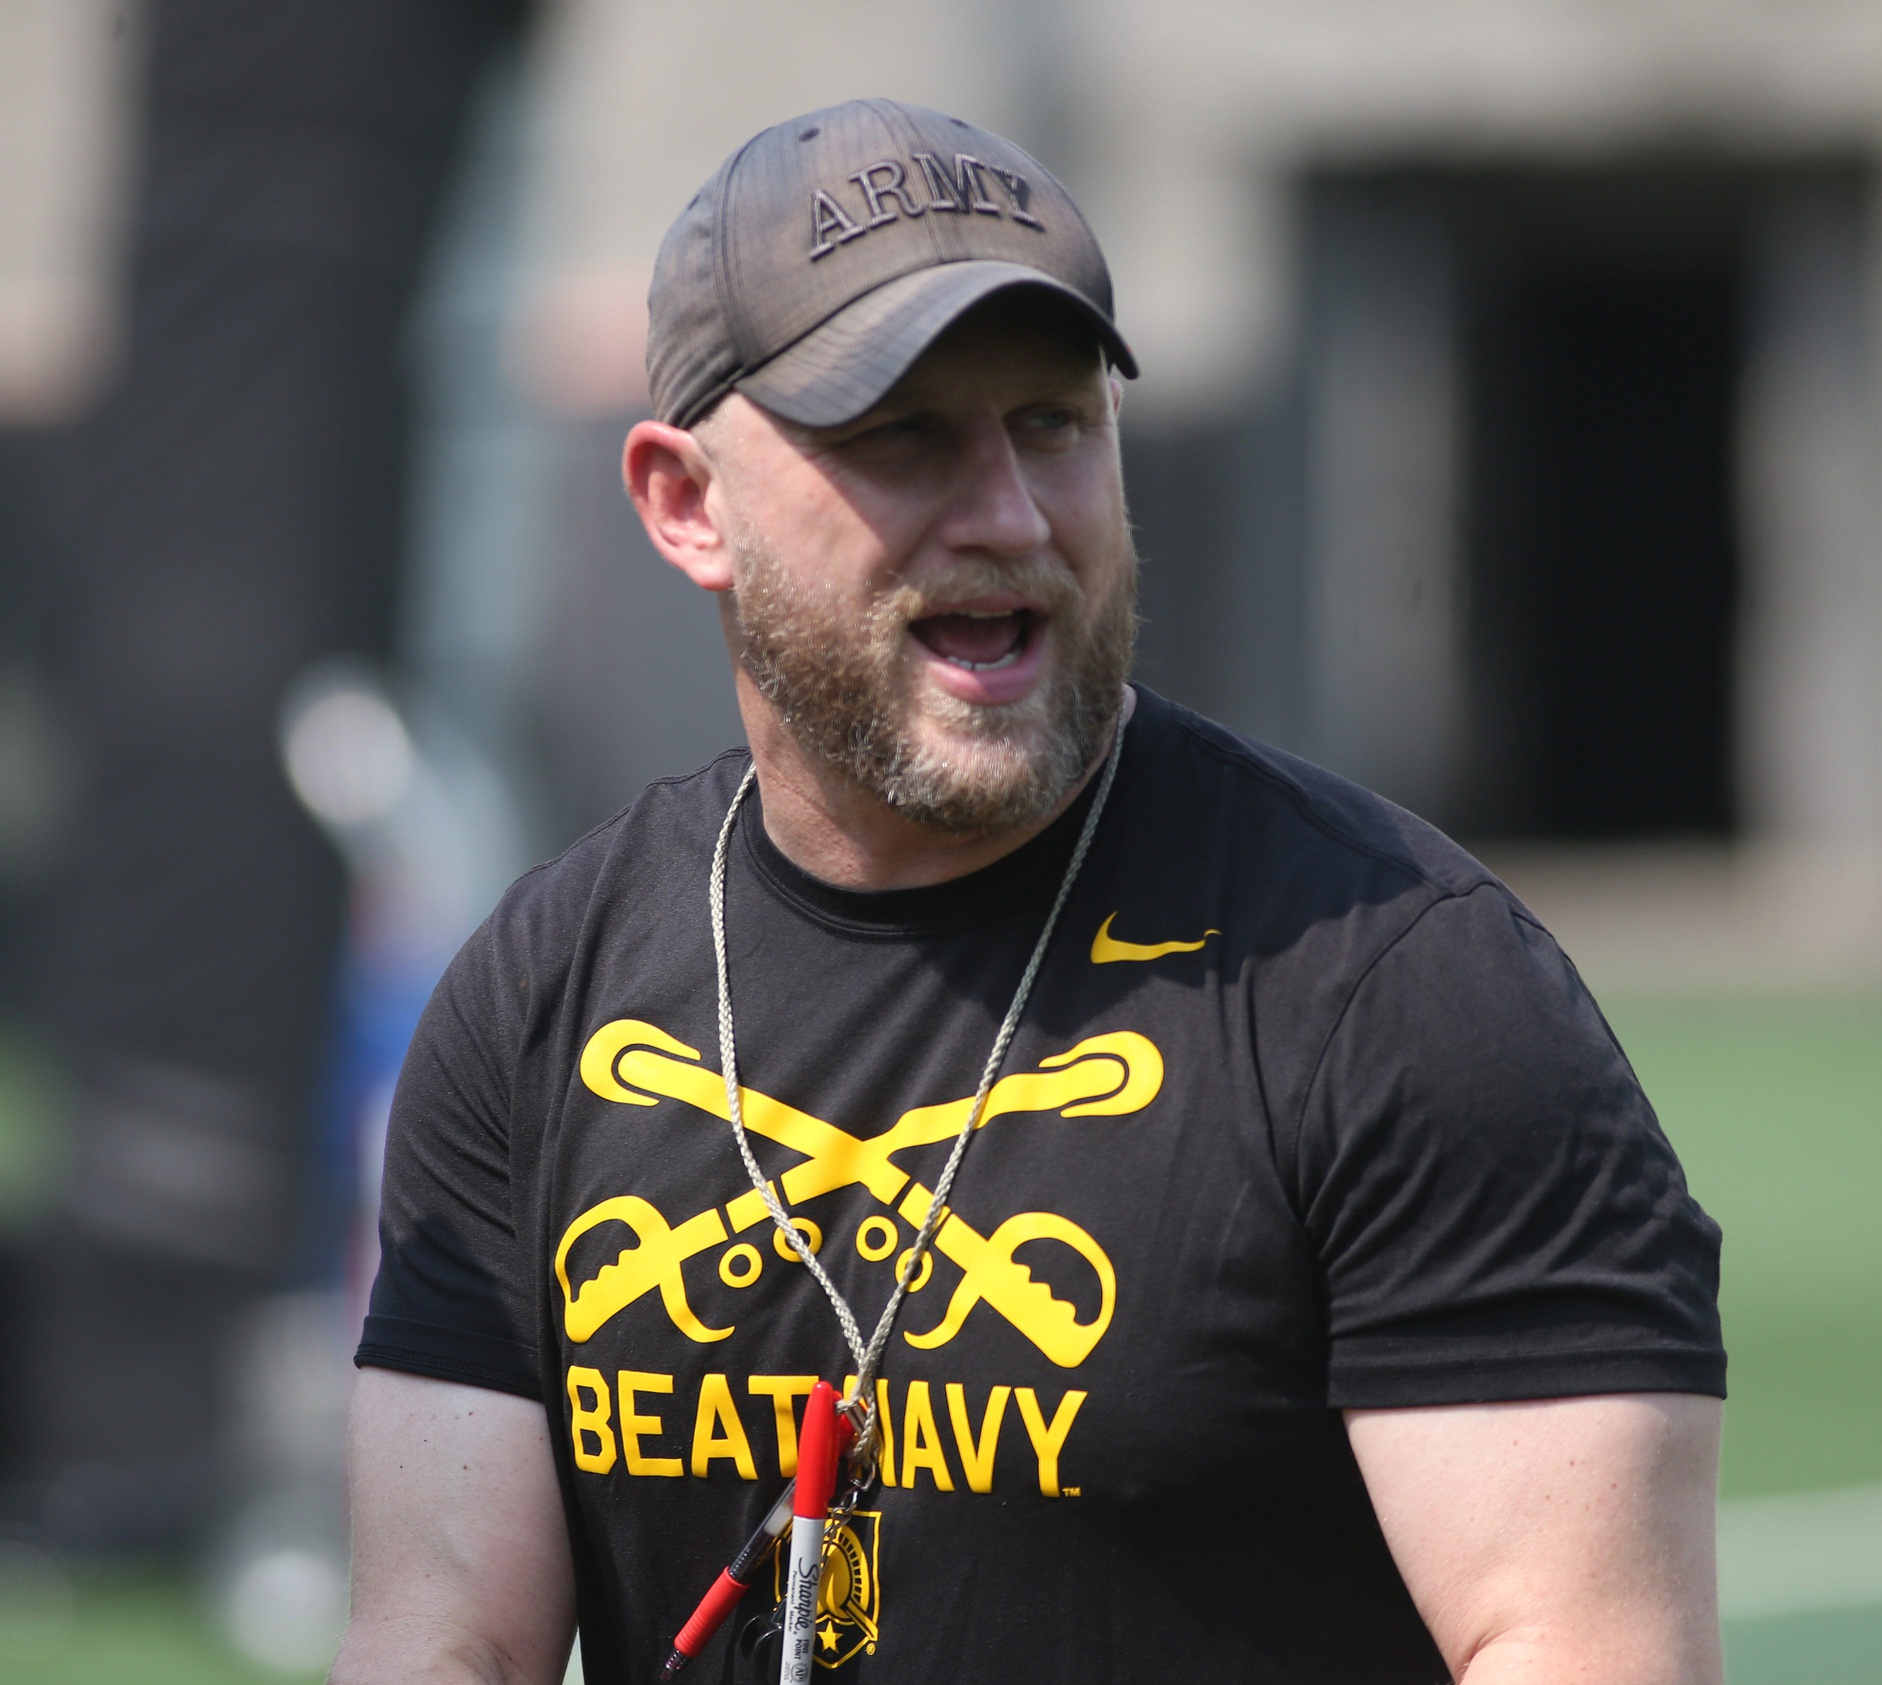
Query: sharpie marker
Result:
<box><xmin>657</xmin><ymin>1400</ymin><xmax>855</xmax><ymax>1680</ymax></box>
<box><xmin>779</xmin><ymin>1381</ymin><xmax>840</xmax><ymax>1685</ymax></box>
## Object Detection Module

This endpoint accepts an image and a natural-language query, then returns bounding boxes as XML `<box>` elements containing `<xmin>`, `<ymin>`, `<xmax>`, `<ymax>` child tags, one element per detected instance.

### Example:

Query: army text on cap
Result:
<box><xmin>809</xmin><ymin>153</ymin><xmax>1046</xmax><ymax>260</ymax></box>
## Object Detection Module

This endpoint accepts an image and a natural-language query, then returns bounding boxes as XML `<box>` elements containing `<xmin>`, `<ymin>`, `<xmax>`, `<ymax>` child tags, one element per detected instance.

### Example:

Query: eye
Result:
<box><xmin>872</xmin><ymin>414</ymin><xmax>930</xmax><ymax>439</ymax></box>
<box><xmin>1016</xmin><ymin>403</ymin><xmax>1080</xmax><ymax>441</ymax></box>
<box><xmin>836</xmin><ymin>411</ymin><xmax>940</xmax><ymax>453</ymax></box>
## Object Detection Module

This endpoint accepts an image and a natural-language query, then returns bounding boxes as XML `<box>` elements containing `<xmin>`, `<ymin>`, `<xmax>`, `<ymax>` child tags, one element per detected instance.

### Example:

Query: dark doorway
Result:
<box><xmin>1137</xmin><ymin>162</ymin><xmax>1865</xmax><ymax>842</ymax></box>
<box><xmin>1292</xmin><ymin>164</ymin><xmax>1853</xmax><ymax>839</ymax></box>
<box><xmin>1453</xmin><ymin>168</ymin><xmax>1752</xmax><ymax>839</ymax></box>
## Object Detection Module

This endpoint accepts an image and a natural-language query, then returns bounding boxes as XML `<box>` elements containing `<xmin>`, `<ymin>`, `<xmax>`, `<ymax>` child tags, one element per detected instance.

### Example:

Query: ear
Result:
<box><xmin>622</xmin><ymin>420</ymin><xmax>734</xmax><ymax>592</ymax></box>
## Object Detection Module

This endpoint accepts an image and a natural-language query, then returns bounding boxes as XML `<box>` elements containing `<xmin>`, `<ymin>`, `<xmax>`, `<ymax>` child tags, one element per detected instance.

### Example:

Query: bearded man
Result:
<box><xmin>333</xmin><ymin>102</ymin><xmax>1725</xmax><ymax>1685</ymax></box>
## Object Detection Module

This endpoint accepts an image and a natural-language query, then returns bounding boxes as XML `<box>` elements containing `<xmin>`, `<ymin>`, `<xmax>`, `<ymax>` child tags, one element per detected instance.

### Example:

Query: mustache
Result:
<box><xmin>873</xmin><ymin>557</ymin><xmax>1087</xmax><ymax>626</ymax></box>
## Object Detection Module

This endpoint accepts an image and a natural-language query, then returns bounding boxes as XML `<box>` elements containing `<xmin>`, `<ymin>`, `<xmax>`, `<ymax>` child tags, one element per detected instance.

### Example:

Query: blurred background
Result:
<box><xmin>0</xmin><ymin>1</ymin><xmax>1877</xmax><ymax>1680</ymax></box>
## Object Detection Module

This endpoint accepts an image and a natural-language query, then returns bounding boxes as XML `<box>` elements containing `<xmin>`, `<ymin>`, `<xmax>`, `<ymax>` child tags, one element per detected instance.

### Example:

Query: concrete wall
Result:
<box><xmin>1073</xmin><ymin>0</ymin><xmax>1882</xmax><ymax>870</ymax></box>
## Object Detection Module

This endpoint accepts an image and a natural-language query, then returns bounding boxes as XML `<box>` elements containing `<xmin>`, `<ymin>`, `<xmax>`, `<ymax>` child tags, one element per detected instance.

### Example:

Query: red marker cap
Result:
<box><xmin>794</xmin><ymin>1382</ymin><xmax>839</xmax><ymax>1520</ymax></box>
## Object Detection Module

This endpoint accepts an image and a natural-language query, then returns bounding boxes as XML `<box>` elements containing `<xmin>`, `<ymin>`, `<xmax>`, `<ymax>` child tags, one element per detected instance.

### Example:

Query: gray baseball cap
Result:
<box><xmin>647</xmin><ymin>98</ymin><xmax>1137</xmax><ymax>429</ymax></box>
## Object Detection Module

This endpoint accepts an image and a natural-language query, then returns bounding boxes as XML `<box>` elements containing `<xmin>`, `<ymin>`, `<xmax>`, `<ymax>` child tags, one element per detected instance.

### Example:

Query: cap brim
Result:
<box><xmin>734</xmin><ymin>260</ymin><xmax>1138</xmax><ymax>428</ymax></box>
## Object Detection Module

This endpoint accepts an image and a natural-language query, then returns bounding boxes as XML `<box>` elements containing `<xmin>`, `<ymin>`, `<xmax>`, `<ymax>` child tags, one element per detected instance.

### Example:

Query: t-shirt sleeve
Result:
<box><xmin>1296</xmin><ymin>882</ymin><xmax>1725</xmax><ymax>1409</ymax></box>
<box><xmin>355</xmin><ymin>921</ymin><xmax>541</xmax><ymax>1400</ymax></box>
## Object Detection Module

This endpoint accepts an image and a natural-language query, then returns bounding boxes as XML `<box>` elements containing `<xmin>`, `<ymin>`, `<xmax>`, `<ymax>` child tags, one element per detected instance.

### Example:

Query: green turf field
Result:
<box><xmin>1604</xmin><ymin>992</ymin><xmax>1882</xmax><ymax>1502</ymax></box>
<box><xmin>1605</xmin><ymin>991</ymin><xmax>1882</xmax><ymax>1683</ymax></box>
<box><xmin>0</xmin><ymin>995</ymin><xmax>1876</xmax><ymax>1682</ymax></box>
<box><xmin>0</xmin><ymin>1570</ymin><xmax>321</xmax><ymax>1685</ymax></box>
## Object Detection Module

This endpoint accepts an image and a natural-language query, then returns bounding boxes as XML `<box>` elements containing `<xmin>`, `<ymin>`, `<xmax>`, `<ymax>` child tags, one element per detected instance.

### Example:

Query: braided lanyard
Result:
<box><xmin>706</xmin><ymin>718</ymin><xmax>1125</xmax><ymax>1475</ymax></box>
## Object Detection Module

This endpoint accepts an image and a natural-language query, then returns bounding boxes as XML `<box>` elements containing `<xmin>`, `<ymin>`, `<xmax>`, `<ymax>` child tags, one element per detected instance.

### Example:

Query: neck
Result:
<box><xmin>732</xmin><ymin>672</ymin><xmax>1134</xmax><ymax>891</ymax></box>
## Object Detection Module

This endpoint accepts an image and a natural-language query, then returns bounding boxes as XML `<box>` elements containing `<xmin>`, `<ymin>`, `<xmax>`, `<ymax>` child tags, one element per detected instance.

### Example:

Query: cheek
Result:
<box><xmin>749</xmin><ymin>506</ymin><xmax>860</xmax><ymax>602</ymax></box>
<box><xmin>1045</xmin><ymin>471</ymin><xmax>1129</xmax><ymax>578</ymax></box>
<box><xmin>800</xmin><ymin>508</ymin><xmax>930</xmax><ymax>604</ymax></box>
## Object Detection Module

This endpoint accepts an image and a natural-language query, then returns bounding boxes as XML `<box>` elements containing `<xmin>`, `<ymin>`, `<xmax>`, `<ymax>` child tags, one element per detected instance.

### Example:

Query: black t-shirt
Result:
<box><xmin>361</xmin><ymin>687</ymin><xmax>1723</xmax><ymax>1685</ymax></box>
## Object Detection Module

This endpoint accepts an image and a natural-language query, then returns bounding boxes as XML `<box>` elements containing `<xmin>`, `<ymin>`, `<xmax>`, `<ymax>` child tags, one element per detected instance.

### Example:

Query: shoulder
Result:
<box><xmin>497</xmin><ymin>748</ymin><xmax>747</xmax><ymax>925</ymax></box>
<box><xmin>1125</xmin><ymin>688</ymin><xmax>1519</xmax><ymax>947</ymax></box>
<box><xmin>452</xmin><ymin>747</ymin><xmax>751</xmax><ymax>1009</ymax></box>
<box><xmin>1136</xmin><ymin>690</ymin><xmax>1495</xmax><ymax>899</ymax></box>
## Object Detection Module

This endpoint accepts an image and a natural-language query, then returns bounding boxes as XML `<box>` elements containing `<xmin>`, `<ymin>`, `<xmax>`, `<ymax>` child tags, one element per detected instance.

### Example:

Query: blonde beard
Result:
<box><xmin>730</xmin><ymin>531</ymin><xmax>1137</xmax><ymax>835</ymax></box>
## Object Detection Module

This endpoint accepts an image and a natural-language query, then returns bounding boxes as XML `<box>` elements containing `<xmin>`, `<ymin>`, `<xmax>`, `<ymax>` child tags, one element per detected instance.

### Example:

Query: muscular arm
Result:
<box><xmin>1347</xmin><ymin>1393</ymin><xmax>1722</xmax><ymax>1685</ymax></box>
<box><xmin>330</xmin><ymin>1368</ymin><xmax>577</xmax><ymax>1685</ymax></box>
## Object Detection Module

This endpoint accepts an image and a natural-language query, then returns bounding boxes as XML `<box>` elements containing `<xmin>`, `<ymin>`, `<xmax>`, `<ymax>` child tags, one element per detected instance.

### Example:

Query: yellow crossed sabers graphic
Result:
<box><xmin>555</xmin><ymin>1021</ymin><xmax>1162</xmax><ymax>1367</ymax></box>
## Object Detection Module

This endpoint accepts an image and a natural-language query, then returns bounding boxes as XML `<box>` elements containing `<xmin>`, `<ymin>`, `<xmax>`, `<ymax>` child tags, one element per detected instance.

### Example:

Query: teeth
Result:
<box><xmin>943</xmin><ymin>648</ymin><xmax>1023</xmax><ymax>672</ymax></box>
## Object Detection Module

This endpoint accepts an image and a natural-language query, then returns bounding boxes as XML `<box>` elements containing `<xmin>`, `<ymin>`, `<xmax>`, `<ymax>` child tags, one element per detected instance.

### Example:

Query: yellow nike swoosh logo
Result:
<box><xmin>1090</xmin><ymin>912</ymin><xmax>1219</xmax><ymax>964</ymax></box>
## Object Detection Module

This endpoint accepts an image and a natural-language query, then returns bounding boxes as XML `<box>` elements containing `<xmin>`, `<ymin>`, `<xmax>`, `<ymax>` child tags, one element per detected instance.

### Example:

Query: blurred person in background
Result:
<box><xmin>0</xmin><ymin>0</ymin><xmax>1037</xmax><ymax>1573</ymax></box>
<box><xmin>5</xmin><ymin>0</ymin><xmax>525</xmax><ymax>1554</ymax></box>
<box><xmin>336</xmin><ymin>101</ymin><xmax>1727</xmax><ymax>1685</ymax></box>
<box><xmin>0</xmin><ymin>0</ymin><xmax>132</xmax><ymax>1507</ymax></box>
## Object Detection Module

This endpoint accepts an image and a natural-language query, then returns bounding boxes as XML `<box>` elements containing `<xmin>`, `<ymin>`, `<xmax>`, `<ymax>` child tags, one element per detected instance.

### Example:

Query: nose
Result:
<box><xmin>934</xmin><ymin>413</ymin><xmax>1052</xmax><ymax>558</ymax></box>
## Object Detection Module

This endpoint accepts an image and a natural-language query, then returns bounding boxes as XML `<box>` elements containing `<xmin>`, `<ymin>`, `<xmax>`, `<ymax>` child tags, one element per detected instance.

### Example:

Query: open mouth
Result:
<box><xmin>908</xmin><ymin>606</ymin><xmax>1040</xmax><ymax>672</ymax></box>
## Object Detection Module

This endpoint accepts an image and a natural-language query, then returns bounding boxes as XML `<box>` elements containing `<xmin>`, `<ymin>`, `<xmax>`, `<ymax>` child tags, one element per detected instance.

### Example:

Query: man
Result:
<box><xmin>334</xmin><ymin>101</ymin><xmax>1725</xmax><ymax>1685</ymax></box>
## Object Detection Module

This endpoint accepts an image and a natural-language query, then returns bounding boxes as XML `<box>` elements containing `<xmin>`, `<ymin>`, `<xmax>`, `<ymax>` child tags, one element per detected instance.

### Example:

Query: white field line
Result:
<box><xmin>1718</xmin><ymin>1482</ymin><xmax>1882</xmax><ymax>1620</ymax></box>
